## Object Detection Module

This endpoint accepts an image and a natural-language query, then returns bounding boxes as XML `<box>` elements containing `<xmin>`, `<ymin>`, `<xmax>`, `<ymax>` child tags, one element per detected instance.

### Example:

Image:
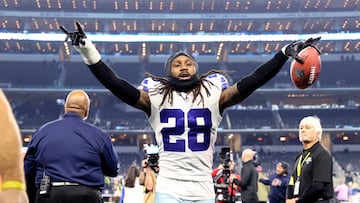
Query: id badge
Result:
<box><xmin>294</xmin><ymin>180</ymin><xmax>300</xmax><ymax>196</ymax></box>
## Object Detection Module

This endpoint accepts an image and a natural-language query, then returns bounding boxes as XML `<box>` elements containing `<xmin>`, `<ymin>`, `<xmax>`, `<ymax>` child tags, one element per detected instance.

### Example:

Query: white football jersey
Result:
<box><xmin>139</xmin><ymin>73</ymin><xmax>229</xmax><ymax>199</ymax></box>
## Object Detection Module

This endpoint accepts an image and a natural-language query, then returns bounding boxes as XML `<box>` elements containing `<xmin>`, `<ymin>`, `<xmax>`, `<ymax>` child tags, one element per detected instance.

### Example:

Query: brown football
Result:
<box><xmin>290</xmin><ymin>46</ymin><xmax>321</xmax><ymax>89</ymax></box>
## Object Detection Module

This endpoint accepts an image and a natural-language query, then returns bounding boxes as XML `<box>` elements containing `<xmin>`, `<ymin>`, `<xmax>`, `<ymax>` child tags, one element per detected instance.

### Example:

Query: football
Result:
<box><xmin>290</xmin><ymin>46</ymin><xmax>321</xmax><ymax>89</ymax></box>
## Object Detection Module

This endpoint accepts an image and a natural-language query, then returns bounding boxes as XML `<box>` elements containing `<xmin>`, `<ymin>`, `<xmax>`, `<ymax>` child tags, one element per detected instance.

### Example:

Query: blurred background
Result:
<box><xmin>1</xmin><ymin>0</ymin><xmax>360</xmax><ymax>200</ymax></box>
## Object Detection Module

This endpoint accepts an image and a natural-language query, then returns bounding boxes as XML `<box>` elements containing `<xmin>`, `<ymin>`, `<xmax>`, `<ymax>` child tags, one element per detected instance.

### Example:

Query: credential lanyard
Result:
<box><xmin>296</xmin><ymin>152</ymin><xmax>311</xmax><ymax>177</ymax></box>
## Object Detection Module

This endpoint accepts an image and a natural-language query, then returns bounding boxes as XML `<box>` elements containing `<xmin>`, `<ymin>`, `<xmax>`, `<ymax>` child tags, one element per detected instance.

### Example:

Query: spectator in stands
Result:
<box><xmin>112</xmin><ymin>178</ymin><xmax>122</xmax><ymax>203</ymax></box>
<box><xmin>286</xmin><ymin>116</ymin><xmax>334</xmax><ymax>203</ymax></box>
<box><xmin>259</xmin><ymin>161</ymin><xmax>290</xmax><ymax>203</ymax></box>
<box><xmin>345</xmin><ymin>171</ymin><xmax>353</xmax><ymax>185</ymax></box>
<box><xmin>348</xmin><ymin>182</ymin><xmax>360</xmax><ymax>201</ymax></box>
<box><xmin>256</xmin><ymin>165</ymin><xmax>269</xmax><ymax>203</ymax></box>
<box><xmin>212</xmin><ymin>161</ymin><xmax>241</xmax><ymax>203</ymax></box>
<box><xmin>61</xmin><ymin>21</ymin><xmax>320</xmax><ymax>203</ymax></box>
<box><xmin>0</xmin><ymin>90</ymin><xmax>29</xmax><ymax>203</ymax></box>
<box><xmin>24</xmin><ymin>89</ymin><xmax>120</xmax><ymax>203</ymax></box>
<box><xmin>230</xmin><ymin>149</ymin><xmax>259</xmax><ymax>203</ymax></box>
<box><xmin>334</xmin><ymin>179</ymin><xmax>349</xmax><ymax>202</ymax></box>
<box><xmin>121</xmin><ymin>165</ymin><xmax>144</xmax><ymax>203</ymax></box>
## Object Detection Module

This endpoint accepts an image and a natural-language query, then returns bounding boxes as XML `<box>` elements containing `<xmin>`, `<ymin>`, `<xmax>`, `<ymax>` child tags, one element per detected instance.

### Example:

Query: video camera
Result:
<box><xmin>219</xmin><ymin>147</ymin><xmax>232</xmax><ymax>169</ymax></box>
<box><xmin>214</xmin><ymin>147</ymin><xmax>235</xmax><ymax>203</ymax></box>
<box><xmin>143</xmin><ymin>144</ymin><xmax>159</xmax><ymax>170</ymax></box>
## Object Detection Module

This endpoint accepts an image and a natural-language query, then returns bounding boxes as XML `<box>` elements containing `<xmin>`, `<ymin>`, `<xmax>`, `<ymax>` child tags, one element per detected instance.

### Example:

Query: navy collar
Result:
<box><xmin>63</xmin><ymin>112</ymin><xmax>83</xmax><ymax>120</ymax></box>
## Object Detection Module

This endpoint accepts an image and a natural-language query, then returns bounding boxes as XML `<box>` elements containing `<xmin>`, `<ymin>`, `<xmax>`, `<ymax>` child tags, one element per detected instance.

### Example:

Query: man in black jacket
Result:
<box><xmin>230</xmin><ymin>149</ymin><xmax>258</xmax><ymax>203</ymax></box>
<box><xmin>286</xmin><ymin>116</ymin><xmax>334</xmax><ymax>203</ymax></box>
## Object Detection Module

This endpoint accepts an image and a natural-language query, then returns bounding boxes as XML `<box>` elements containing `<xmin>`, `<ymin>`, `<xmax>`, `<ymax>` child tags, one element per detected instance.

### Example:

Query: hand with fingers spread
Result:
<box><xmin>60</xmin><ymin>21</ymin><xmax>101</xmax><ymax>65</ymax></box>
<box><xmin>60</xmin><ymin>21</ymin><xmax>87</xmax><ymax>46</ymax></box>
<box><xmin>301</xmin><ymin>37</ymin><xmax>321</xmax><ymax>54</ymax></box>
<box><xmin>282</xmin><ymin>37</ymin><xmax>321</xmax><ymax>64</ymax></box>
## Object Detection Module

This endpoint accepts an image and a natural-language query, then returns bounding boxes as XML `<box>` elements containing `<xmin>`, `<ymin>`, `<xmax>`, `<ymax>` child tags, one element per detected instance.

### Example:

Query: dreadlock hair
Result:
<box><xmin>144</xmin><ymin>69</ymin><xmax>230</xmax><ymax>108</ymax></box>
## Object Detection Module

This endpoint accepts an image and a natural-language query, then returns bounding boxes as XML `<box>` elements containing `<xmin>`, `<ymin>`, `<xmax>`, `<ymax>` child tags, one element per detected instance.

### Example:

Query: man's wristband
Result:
<box><xmin>1</xmin><ymin>180</ymin><xmax>26</xmax><ymax>191</ymax></box>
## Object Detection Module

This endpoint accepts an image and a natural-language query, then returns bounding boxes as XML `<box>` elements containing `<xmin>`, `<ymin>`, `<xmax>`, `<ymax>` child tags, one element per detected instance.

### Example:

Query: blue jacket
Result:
<box><xmin>259</xmin><ymin>173</ymin><xmax>290</xmax><ymax>203</ymax></box>
<box><xmin>24</xmin><ymin>112</ymin><xmax>120</xmax><ymax>190</ymax></box>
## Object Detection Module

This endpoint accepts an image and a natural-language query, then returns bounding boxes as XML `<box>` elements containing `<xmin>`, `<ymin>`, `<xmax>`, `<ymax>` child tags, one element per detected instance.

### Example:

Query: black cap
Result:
<box><xmin>279</xmin><ymin>161</ymin><xmax>289</xmax><ymax>173</ymax></box>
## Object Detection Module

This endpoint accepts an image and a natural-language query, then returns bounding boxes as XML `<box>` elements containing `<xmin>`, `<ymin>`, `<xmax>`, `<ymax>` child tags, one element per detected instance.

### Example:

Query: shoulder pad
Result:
<box><xmin>138</xmin><ymin>77</ymin><xmax>160</xmax><ymax>92</ymax></box>
<box><xmin>206</xmin><ymin>73</ymin><xmax>229</xmax><ymax>90</ymax></box>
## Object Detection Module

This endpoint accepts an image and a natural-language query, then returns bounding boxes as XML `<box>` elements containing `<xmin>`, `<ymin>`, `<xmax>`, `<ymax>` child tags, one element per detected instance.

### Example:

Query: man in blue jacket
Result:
<box><xmin>259</xmin><ymin>161</ymin><xmax>290</xmax><ymax>203</ymax></box>
<box><xmin>24</xmin><ymin>89</ymin><xmax>120</xmax><ymax>203</ymax></box>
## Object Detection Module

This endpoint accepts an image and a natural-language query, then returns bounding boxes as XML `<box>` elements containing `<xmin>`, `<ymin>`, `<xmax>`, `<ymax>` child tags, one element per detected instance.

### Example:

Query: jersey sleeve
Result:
<box><xmin>206</xmin><ymin>73</ymin><xmax>229</xmax><ymax>90</ymax></box>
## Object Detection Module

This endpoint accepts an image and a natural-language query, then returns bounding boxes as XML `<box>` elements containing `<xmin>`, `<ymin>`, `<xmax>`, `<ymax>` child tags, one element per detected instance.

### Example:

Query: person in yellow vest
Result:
<box><xmin>0</xmin><ymin>89</ymin><xmax>29</xmax><ymax>203</ymax></box>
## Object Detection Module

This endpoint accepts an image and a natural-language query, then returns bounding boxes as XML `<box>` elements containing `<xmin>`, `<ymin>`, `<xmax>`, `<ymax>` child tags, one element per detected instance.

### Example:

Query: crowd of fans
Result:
<box><xmin>9</xmin><ymin>93</ymin><xmax>360</xmax><ymax>131</ymax></box>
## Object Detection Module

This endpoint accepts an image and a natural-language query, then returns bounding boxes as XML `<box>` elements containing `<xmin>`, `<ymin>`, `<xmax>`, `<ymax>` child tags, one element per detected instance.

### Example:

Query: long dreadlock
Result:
<box><xmin>144</xmin><ymin>69</ymin><xmax>230</xmax><ymax>108</ymax></box>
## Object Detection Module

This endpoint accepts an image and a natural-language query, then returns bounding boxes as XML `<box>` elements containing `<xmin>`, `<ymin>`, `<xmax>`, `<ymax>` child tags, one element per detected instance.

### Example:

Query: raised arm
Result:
<box><xmin>60</xmin><ymin>22</ymin><xmax>151</xmax><ymax>115</ymax></box>
<box><xmin>219</xmin><ymin>37</ymin><xmax>321</xmax><ymax>113</ymax></box>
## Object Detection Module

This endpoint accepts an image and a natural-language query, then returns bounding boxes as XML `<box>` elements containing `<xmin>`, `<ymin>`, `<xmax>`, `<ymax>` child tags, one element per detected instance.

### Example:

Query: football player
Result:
<box><xmin>61</xmin><ymin>22</ymin><xmax>320</xmax><ymax>203</ymax></box>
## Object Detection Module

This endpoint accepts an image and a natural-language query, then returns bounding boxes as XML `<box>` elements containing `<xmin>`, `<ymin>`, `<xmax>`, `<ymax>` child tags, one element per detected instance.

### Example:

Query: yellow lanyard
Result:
<box><xmin>296</xmin><ymin>152</ymin><xmax>311</xmax><ymax>177</ymax></box>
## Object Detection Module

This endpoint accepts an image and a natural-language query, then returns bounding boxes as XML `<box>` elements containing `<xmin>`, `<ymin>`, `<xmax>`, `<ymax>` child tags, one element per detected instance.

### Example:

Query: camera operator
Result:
<box><xmin>230</xmin><ymin>149</ymin><xmax>259</xmax><ymax>203</ymax></box>
<box><xmin>140</xmin><ymin>145</ymin><xmax>159</xmax><ymax>203</ymax></box>
<box><xmin>212</xmin><ymin>161</ymin><xmax>241</xmax><ymax>203</ymax></box>
<box><xmin>213</xmin><ymin>147</ymin><xmax>241</xmax><ymax>203</ymax></box>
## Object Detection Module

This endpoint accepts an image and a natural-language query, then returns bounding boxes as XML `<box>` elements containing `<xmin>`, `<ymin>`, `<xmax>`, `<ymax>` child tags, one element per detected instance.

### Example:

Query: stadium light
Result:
<box><xmin>1</xmin><ymin>32</ymin><xmax>359</xmax><ymax>42</ymax></box>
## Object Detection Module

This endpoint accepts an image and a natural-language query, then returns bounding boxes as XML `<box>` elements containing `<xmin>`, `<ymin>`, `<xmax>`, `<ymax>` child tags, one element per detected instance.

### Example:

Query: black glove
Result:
<box><xmin>300</xmin><ymin>36</ymin><xmax>321</xmax><ymax>54</ymax></box>
<box><xmin>60</xmin><ymin>21</ymin><xmax>87</xmax><ymax>46</ymax></box>
<box><xmin>59</xmin><ymin>21</ymin><xmax>101</xmax><ymax>65</ymax></box>
<box><xmin>283</xmin><ymin>37</ymin><xmax>321</xmax><ymax>64</ymax></box>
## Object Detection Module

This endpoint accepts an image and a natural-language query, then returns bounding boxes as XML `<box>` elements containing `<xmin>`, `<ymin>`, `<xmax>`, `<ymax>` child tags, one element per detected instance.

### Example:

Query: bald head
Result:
<box><xmin>64</xmin><ymin>90</ymin><xmax>90</xmax><ymax>120</ymax></box>
<box><xmin>241</xmin><ymin>149</ymin><xmax>256</xmax><ymax>163</ymax></box>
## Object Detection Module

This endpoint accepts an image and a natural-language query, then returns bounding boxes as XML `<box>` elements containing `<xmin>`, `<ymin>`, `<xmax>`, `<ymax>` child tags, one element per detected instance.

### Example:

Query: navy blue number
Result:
<box><xmin>160</xmin><ymin>109</ymin><xmax>185</xmax><ymax>152</ymax></box>
<box><xmin>160</xmin><ymin>109</ymin><xmax>212</xmax><ymax>152</ymax></box>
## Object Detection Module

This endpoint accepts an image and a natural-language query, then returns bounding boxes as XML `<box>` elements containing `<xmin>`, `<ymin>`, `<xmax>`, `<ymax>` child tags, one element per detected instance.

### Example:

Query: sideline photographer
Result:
<box><xmin>140</xmin><ymin>145</ymin><xmax>159</xmax><ymax>203</ymax></box>
<box><xmin>213</xmin><ymin>147</ymin><xmax>241</xmax><ymax>203</ymax></box>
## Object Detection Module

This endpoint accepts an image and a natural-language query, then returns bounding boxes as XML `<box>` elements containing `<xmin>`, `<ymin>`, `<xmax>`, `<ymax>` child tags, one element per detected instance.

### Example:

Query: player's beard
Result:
<box><xmin>168</xmin><ymin>75</ymin><xmax>199</xmax><ymax>92</ymax></box>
